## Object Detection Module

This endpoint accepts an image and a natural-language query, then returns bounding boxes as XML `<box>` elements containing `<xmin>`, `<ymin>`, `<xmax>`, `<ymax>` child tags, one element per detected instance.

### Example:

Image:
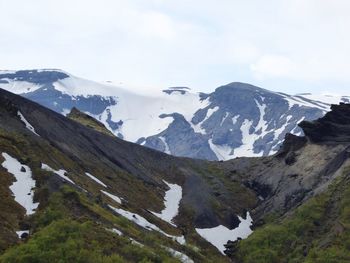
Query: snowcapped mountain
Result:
<box><xmin>0</xmin><ymin>69</ymin><xmax>345</xmax><ymax>160</ymax></box>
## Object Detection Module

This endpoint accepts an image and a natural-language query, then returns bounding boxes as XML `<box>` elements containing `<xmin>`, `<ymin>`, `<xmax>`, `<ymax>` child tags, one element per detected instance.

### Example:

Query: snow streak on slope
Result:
<box><xmin>208</xmin><ymin>139</ymin><xmax>233</xmax><ymax>161</ymax></box>
<box><xmin>17</xmin><ymin>111</ymin><xmax>40</xmax><ymax>136</ymax></box>
<box><xmin>41</xmin><ymin>163</ymin><xmax>75</xmax><ymax>184</ymax></box>
<box><xmin>108</xmin><ymin>205</ymin><xmax>186</xmax><ymax>244</ymax></box>
<box><xmin>164</xmin><ymin>247</ymin><xmax>194</xmax><ymax>263</ymax></box>
<box><xmin>151</xmin><ymin>181</ymin><xmax>182</xmax><ymax>226</ymax></box>
<box><xmin>101</xmin><ymin>190</ymin><xmax>122</xmax><ymax>204</ymax></box>
<box><xmin>85</xmin><ymin>172</ymin><xmax>107</xmax><ymax>187</ymax></box>
<box><xmin>1</xmin><ymin>153</ymin><xmax>39</xmax><ymax>215</ymax></box>
<box><xmin>195</xmin><ymin>212</ymin><xmax>253</xmax><ymax>254</ymax></box>
<box><xmin>159</xmin><ymin>137</ymin><xmax>171</xmax><ymax>154</ymax></box>
<box><xmin>233</xmin><ymin>119</ymin><xmax>255</xmax><ymax>157</ymax></box>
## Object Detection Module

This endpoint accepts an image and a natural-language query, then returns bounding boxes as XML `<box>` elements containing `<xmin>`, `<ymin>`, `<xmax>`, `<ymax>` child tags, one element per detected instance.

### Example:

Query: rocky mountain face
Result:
<box><xmin>1</xmin><ymin>69</ymin><xmax>345</xmax><ymax>161</ymax></box>
<box><xmin>0</xmin><ymin>87</ymin><xmax>349</xmax><ymax>262</ymax></box>
<box><xmin>216</xmin><ymin>103</ymin><xmax>350</xmax><ymax>261</ymax></box>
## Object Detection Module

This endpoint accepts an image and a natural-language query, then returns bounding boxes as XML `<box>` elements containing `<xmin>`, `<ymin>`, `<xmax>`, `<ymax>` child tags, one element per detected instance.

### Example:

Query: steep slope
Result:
<box><xmin>216</xmin><ymin>103</ymin><xmax>350</xmax><ymax>261</ymax></box>
<box><xmin>0</xmin><ymin>88</ymin><xmax>257</xmax><ymax>261</ymax></box>
<box><xmin>0</xmin><ymin>70</ymin><xmax>337</xmax><ymax>161</ymax></box>
<box><xmin>231</xmin><ymin>172</ymin><xmax>350</xmax><ymax>262</ymax></box>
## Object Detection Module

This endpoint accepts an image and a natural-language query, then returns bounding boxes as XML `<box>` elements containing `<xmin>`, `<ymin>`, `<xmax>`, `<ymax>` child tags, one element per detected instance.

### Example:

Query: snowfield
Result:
<box><xmin>1</xmin><ymin>153</ymin><xmax>39</xmax><ymax>215</ymax></box>
<box><xmin>195</xmin><ymin>212</ymin><xmax>253</xmax><ymax>254</ymax></box>
<box><xmin>1</xmin><ymin>69</ymin><xmax>346</xmax><ymax>161</ymax></box>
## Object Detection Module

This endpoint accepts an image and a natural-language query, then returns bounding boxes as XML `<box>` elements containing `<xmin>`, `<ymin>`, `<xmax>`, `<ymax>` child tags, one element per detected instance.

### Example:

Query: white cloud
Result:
<box><xmin>0</xmin><ymin>0</ymin><xmax>349</xmax><ymax>94</ymax></box>
<box><xmin>251</xmin><ymin>55</ymin><xmax>296</xmax><ymax>79</ymax></box>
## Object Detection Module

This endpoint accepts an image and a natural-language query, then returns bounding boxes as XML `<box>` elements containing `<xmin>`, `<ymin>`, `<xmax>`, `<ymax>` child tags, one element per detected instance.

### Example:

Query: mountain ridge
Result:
<box><xmin>1</xmin><ymin>69</ymin><xmax>344</xmax><ymax>161</ymax></box>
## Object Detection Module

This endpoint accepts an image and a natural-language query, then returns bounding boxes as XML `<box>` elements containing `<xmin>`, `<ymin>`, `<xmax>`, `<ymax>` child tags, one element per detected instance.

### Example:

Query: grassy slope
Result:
<box><xmin>66</xmin><ymin>108</ymin><xmax>115</xmax><ymax>137</ymax></box>
<box><xmin>0</xmin><ymin>126</ymin><xmax>230</xmax><ymax>262</ymax></box>
<box><xmin>232</xmin><ymin>167</ymin><xmax>350</xmax><ymax>263</ymax></box>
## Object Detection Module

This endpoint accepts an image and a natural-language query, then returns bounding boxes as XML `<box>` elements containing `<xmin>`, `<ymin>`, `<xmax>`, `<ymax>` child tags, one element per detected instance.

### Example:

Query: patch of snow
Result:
<box><xmin>164</xmin><ymin>247</ymin><xmax>194</xmax><ymax>263</ymax></box>
<box><xmin>109</xmin><ymin>228</ymin><xmax>123</xmax><ymax>236</ymax></box>
<box><xmin>61</xmin><ymin>108</ymin><xmax>71</xmax><ymax>116</ymax></box>
<box><xmin>16</xmin><ymin>230</ymin><xmax>29</xmax><ymax>238</ymax></box>
<box><xmin>195</xmin><ymin>212</ymin><xmax>253</xmax><ymax>254</ymax></box>
<box><xmin>17</xmin><ymin>111</ymin><xmax>39</xmax><ymax>136</ymax></box>
<box><xmin>1</xmin><ymin>153</ymin><xmax>39</xmax><ymax>215</ymax></box>
<box><xmin>208</xmin><ymin>139</ymin><xmax>233</xmax><ymax>161</ymax></box>
<box><xmin>41</xmin><ymin>163</ymin><xmax>75</xmax><ymax>185</ymax></box>
<box><xmin>151</xmin><ymin>181</ymin><xmax>182</xmax><ymax>226</ymax></box>
<box><xmin>101</xmin><ymin>190</ymin><xmax>122</xmax><ymax>204</ymax></box>
<box><xmin>220</xmin><ymin>112</ymin><xmax>229</xmax><ymax>126</ymax></box>
<box><xmin>233</xmin><ymin>119</ymin><xmax>257</xmax><ymax>157</ymax></box>
<box><xmin>254</xmin><ymin>99</ymin><xmax>268</xmax><ymax>135</ymax></box>
<box><xmin>85</xmin><ymin>172</ymin><xmax>107</xmax><ymax>187</ymax></box>
<box><xmin>130</xmin><ymin>238</ymin><xmax>144</xmax><ymax>247</ymax></box>
<box><xmin>191</xmin><ymin>106</ymin><xmax>219</xmax><ymax>135</ymax></box>
<box><xmin>109</xmin><ymin>205</ymin><xmax>161</xmax><ymax>231</ymax></box>
<box><xmin>108</xmin><ymin>205</ymin><xmax>186</xmax><ymax>244</ymax></box>
<box><xmin>232</xmin><ymin>115</ymin><xmax>240</xmax><ymax>125</ymax></box>
<box><xmin>159</xmin><ymin>137</ymin><xmax>171</xmax><ymax>155</ymax></box>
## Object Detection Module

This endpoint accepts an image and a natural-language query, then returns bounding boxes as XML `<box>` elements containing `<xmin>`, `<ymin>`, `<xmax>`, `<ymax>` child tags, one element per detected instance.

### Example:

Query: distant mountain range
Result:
<box><xmin>1</xmin><ymin>86</ymin><xmax>350</xmax><ymax>261</ymax></box>
<box><xmin>0</xmin><ymin>69</ymin><xmax>348</xmax><ymax>160</ymax></box>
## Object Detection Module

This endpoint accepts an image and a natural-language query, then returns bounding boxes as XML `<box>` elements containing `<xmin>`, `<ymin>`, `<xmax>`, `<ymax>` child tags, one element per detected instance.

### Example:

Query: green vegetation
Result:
<box><xmin>0</xmin><ymin>186</ymin><xmax>182</xmax><ymax>263</ymax></box>
<box><xmin>233</xmin><ymin>171</ymin><xmax>350</xmax><ymax>263</ymax></box>
<box><xmin>67</xmin><ymin>107</ymin><xmax>115</xmax><ymax>137</ymax></box>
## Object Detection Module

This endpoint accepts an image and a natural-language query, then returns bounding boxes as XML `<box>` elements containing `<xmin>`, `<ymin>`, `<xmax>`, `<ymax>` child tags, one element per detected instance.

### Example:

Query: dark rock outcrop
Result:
<box><xmin>299</xmin><ymin>103</ymin><xmax>350</xmax><ymax>143</ymax></box>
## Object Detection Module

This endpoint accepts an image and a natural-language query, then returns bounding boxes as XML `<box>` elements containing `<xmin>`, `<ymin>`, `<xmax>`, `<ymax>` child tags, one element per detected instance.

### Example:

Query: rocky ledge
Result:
<box><xmin>299</xmin><ymin>103</ymin><xmax>350</xmax><ymax>143</ymax></box>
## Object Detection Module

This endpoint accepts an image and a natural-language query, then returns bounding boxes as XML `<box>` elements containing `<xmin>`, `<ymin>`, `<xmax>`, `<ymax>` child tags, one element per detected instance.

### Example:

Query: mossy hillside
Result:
<box><xmin>0</xmin><ymin>183</ymin><xmax>229</xmax><ymax>263</ymax></box>
<box><xmin>1</xmin><ymin>148</ymin><xmax>227</xmax><ymax>263</ymax></box>
<box><xmin>233</xmin><ymin>168</ymin><xmax>350</xmax><ymax>263</ymax></box>
<box><xmin>0</xmin><ymin>127</ymin><xmax>166</xmax><ymax>221</ymax></box>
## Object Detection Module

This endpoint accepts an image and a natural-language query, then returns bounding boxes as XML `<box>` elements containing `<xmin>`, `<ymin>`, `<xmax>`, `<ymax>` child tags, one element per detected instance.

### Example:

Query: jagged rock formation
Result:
<box><xmin>299</xmin><ymin>103</ymin><xmax>350</xmax><ymax>143</ymax></box>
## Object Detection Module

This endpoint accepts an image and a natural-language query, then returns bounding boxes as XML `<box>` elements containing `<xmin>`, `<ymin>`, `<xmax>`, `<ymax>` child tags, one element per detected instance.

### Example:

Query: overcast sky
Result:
<box><xmin>1</xmin><ymin>0</ymin><xmax>349</xmax><ymax>94</ymax></box>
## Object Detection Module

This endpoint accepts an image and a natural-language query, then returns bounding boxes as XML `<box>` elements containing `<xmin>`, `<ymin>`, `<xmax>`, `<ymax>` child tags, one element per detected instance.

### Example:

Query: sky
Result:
<box><xmin>0</xmin><ymin>0</ymin><xmax>350</xmax><ymax>94</ymax></box>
